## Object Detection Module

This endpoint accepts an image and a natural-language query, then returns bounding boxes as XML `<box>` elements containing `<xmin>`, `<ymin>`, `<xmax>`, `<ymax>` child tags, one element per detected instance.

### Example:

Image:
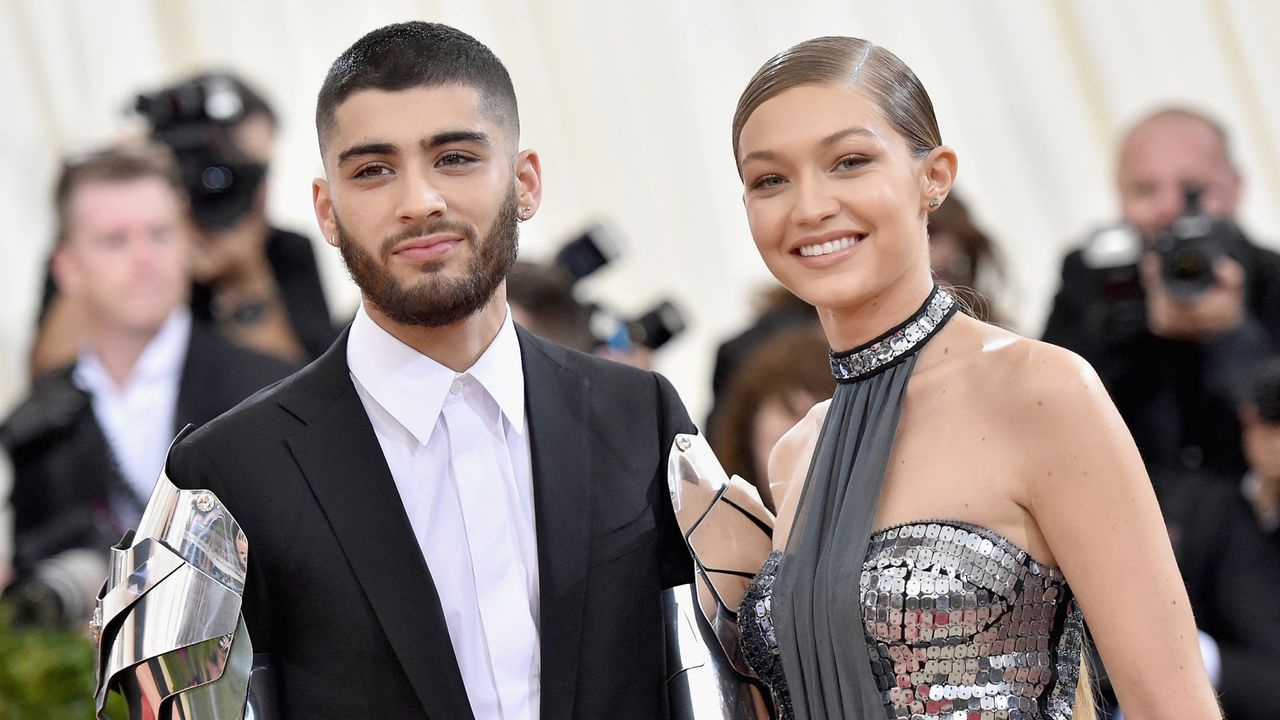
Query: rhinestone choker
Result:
<box><xmin>828</xmin><ymin>286</ymin><xmax>959</xmax><ymax>382</ymax></box>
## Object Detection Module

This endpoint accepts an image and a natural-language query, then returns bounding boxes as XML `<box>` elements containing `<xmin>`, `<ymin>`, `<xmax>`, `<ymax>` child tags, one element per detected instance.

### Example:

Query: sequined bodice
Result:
<box><xmin>739</xmin><ymin>521</ymin><xmax>1084</xmax><ymax>720</ymax></box>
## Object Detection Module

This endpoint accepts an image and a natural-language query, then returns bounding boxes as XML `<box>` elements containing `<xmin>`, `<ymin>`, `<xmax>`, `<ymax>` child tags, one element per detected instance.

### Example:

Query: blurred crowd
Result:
<box><xmin>2</xmin><ymin>72</ymin><xmax>1280</xmax><ymax>720</ymax></box>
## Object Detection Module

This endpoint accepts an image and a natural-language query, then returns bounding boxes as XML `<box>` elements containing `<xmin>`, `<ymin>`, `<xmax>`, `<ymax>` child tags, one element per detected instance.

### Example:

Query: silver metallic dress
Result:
<box><xmin>739</xmin><ymin>522</ymin><xmax>1084</xmax><ymax>720</ymax></box>
<box><xmin>736</xmin><ymin>286</ymin><xmax>1085</xmax><ymax>720</ymax></box>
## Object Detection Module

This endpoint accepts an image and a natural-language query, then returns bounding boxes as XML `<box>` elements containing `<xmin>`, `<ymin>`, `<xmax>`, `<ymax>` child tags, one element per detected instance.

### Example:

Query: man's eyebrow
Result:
<box><xmin>421</xmin><ymin>130</ymin><xmax>491</xmax><ymax>150</ymax></box>
<box><xmin>337</xmin><ymin>142</ymin><xmax>397</xmax><ymax>165</ymax></box>
<box><xmin>336</xmin><ymin>131</ymin><xmax>492</xmax><ymax>166</ymax></box>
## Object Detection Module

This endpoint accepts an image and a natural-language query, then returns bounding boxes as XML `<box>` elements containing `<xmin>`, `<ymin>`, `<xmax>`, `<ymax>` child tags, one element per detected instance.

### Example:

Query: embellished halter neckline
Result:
<box><xmin>828</xmin><ymin>285</ymin><xmax>959</xmax><ymax>383</ymax></box>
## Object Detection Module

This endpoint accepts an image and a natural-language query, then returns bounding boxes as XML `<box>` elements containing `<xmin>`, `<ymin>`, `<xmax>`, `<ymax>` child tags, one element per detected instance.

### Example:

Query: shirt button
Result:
<box><xmin>450</xmin><ymin>378</ymin><xmax>466</xmax><ymax>396</ymax></box>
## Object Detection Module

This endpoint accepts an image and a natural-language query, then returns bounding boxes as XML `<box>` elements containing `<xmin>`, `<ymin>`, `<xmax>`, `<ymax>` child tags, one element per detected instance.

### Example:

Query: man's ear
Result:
<box><xmin>313</xmin><ymin>178</ymin><xmax>339</xmax><ymax>247</ymax></box>
<box><xmin>50</xmin><ymin>243</ymin><xmax>81</xmax><ymax>298</ymax></box>
<box><xmin>921</xmin><ymin>145</ymin><xmax>958</xmax><ymax>212</ymax></box>
<box><xmin>514</xmin><ymin>149</ymin><xmax>543</xmax><ymax>220</ymax></box>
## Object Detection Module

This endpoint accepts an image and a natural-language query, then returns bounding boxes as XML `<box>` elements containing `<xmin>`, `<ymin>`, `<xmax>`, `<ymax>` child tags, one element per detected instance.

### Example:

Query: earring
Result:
<box><xmin>928</xmin><ymin>197</ymin><xmax>942</xmax><ymax>208</ymax></box>
<box><xmin>517</xmin><ymin>207</ymin><xmax>531</xmax><ymax>221</ymax></box>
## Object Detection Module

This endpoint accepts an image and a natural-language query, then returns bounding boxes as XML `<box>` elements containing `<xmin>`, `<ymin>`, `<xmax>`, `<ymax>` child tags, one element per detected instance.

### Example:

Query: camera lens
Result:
<box><xmin>200</xmin><ymin>166</ymin><xmax>235</xmax><ymax>193</ymax></box>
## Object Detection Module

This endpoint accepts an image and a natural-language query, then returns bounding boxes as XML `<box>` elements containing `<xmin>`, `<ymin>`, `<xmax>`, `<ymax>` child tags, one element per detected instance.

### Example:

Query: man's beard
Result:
<box><xmin>336</xmin><ymin>189</ymin><xmax>519</xmax><ymax>328</ymax></box>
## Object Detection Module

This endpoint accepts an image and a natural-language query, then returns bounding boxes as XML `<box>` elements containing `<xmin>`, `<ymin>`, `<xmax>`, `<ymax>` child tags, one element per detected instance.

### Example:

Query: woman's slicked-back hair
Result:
<box><xmin>315</xmin><ymin>21</ymin><xmax>518</xmax><ymax>152</ymax></box>
<box><xmin>732</xmin><ymin>37</ymin><xmax>942</xmax><ymax>172</ymax></box>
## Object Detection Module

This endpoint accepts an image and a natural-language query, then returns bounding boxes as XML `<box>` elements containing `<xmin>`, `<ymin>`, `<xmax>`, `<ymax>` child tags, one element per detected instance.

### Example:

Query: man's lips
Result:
<box><xmin>391</xmin><ymin>233</ymin><xmax>464</xmax><ymax>262</ymax></box>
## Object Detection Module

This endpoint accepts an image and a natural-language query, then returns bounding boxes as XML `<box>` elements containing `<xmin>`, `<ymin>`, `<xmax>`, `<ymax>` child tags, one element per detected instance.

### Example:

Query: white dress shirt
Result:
<box><xmin>347</xmin><ymin>304</ymin><xmax>540</xmax><ymax>720</ymax></box>
<box><xmin>74</xmin><ymin>308</ymin><xmax>191</xmax><ymax>521</ymax></box>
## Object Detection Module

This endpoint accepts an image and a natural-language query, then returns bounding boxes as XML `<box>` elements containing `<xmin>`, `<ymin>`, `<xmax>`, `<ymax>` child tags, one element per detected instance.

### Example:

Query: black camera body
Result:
<box><xmin>553</xmin><ymin>225</ymin><xmax>686</xmax><ymax>351</ymax></box>
<box><xmin>1150</xmin><ymin>187</ymin><xmax>1242</xmax><ymax>300</ymax></box>
<box><xmin>135</xmin><ymin>74</ymin><xmax>266</xmax><ymax>230</ymax></box>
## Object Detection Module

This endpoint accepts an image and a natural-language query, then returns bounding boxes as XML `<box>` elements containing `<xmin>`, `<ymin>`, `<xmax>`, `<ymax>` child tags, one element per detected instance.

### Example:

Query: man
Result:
<box><xmin>1043</xmin><ymin>108</ymin><xmax>1280</xmax><ymax>477</ymax></box>
<box><xmin>163</xmin><ymin>22</ymin><xmax>695</xmax><ymax>719</ymax></box>
<box><xmin>1</xmin><ymin>146</ymin><xmax>294</xmax><ymax>620</ymax></box>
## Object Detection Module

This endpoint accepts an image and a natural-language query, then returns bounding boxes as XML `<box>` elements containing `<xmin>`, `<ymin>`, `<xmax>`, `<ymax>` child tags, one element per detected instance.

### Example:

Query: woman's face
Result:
<box><xmin>737</xmin><ymin>84</ymin><xmax>939</xmax><ymax>311</ymax></box>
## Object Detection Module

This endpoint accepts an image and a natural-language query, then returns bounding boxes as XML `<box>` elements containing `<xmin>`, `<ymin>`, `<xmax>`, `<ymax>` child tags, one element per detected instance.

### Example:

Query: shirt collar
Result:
<box><xmin>346</xmin><ymin>304</ymin><xmax>526</xmax><ymax>446</ymax></box>
<box><xmin>74</xmin><ymin>307</ymin><xmax>192</xmax><ymax>393</ymax></box>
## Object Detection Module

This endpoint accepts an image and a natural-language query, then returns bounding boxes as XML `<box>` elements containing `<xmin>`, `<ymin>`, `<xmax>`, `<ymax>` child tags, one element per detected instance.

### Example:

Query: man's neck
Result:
<box><xmin>364</xmin><ymin>288</ymin><xmax>509</xmax><ymax>372</ymax></box>
<box><xmin>87</xmin><ymin>323</ymin><xmax>164</xmax><ymax>389</ymax></box>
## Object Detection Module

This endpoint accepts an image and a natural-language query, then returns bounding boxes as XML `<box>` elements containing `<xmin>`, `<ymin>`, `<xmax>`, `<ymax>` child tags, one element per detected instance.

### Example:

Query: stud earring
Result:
<box><xmin>928</xmin><ymin>197</ymin><xmax>942</xmax><ymax>208</ymax></box>
<box><xmin>517</xmin><ymin>207</ymin><xmax>531</xmax><ymax>221</ymax></box>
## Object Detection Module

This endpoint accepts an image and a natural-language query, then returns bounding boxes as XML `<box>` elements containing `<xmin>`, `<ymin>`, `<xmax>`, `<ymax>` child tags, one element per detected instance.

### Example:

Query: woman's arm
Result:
<box><xmin>1019</xmin><ymin>343</ymin><xmax>1220</xmax><ymax>719</ymax></box>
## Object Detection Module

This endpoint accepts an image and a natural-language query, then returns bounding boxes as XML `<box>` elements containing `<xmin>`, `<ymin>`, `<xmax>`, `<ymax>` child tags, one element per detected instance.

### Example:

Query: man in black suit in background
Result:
<box><xmin>164</xmin><ymin>22</ymin><xmax>695</xmax><ymax>719</ymax></box>
<box><xmin>1</xmin><ymin>145</ymin><xmax>294</xmax><ymax>619</ymax></box>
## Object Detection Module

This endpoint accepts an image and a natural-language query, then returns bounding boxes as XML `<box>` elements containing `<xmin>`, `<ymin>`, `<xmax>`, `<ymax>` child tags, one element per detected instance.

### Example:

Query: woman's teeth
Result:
<box><xmin>798</xmin><ymin>235</ymin><xmax>860</xmax><ymax>257</ymax></box>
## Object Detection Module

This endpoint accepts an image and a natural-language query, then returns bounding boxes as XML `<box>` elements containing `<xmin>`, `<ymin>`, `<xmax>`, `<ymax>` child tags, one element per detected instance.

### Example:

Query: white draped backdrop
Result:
<box><xmin>2</xmin><ymin>0</ymin><xmax>1279</xmax><ymax>423</ymax></box>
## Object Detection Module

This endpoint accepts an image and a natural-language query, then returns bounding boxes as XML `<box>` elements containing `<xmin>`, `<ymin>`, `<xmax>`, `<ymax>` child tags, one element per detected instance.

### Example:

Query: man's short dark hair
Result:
<box><xmin>315</xmin><ymin>22</ymin><xmax>519</xmax><ymax>152</ymax></box>
<box><xmin>1244</xmin><ymin>357</ymin><xmax>1280</xmax><ymax>424</ymax></box>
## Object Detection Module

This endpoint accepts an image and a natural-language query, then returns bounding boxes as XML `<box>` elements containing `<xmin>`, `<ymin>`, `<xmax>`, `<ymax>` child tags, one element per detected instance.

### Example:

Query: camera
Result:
<box><xmin>134</xmin><ymin>73</ymin><xmax>267</xmax><ymax>230</ymax></box>
<box><xmin>553</xmin><ymin>224</ymin><xmax>687</xmax><ymax>351</ymax></box>
<box><xmin>1150</xmin><ymin>187</ymin><xmax>1243</xmax><ymax>299</ymax></box>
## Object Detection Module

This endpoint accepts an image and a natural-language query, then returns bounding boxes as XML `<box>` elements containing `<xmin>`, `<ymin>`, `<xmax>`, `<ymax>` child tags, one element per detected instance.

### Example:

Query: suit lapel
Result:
<box><xmin>279</xmin><ymin>331</ymin><xmax>474</xmax><ymax>720</ymax></box>
<box><xmin>519</xmin><ymin>329</ymin><xmax>593</xmax><ymax>720</ymax></box>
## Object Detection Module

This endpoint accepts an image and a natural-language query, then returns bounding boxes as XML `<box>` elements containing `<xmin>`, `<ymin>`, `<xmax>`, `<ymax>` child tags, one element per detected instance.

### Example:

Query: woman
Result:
<box><xmin>729</xmin><ymin>37</ymin><xmax>1219</xmax><ymax>719</ymax></box>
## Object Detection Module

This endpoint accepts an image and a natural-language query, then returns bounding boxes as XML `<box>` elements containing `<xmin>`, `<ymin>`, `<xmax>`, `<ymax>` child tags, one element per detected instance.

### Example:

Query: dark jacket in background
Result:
<box><xmin>1</xmin><ymin>321</ymin><xmax>296</xmax><ymax>572</ymax></box>
<box><xmin>1043</xmin><ymin>234</ymin><xmax>1280</xmax><ymax>477</ymax></box>
<box><xmin>1157</xmin><ymin>470</ymin><xmax>1280</xmax><ymax>720</ymax></box>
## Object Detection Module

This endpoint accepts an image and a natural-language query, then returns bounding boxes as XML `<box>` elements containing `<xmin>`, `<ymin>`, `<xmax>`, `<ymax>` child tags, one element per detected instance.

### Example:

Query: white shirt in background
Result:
<box><xmin>74</xmin><ymin>307</ymin><xmax>191</xmax><ymax>520</ymax></box>
<box><xmin>347</xmin><ymin>304</ymin><xmax>540</xmax><ymax>720</ymax></box>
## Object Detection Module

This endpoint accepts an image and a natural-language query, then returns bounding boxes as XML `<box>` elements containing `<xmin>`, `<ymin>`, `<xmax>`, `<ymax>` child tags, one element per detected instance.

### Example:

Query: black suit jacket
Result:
<box><xmin>165</xmin><ymin>326</ymin><xmax>696</xmax><ymax>719</ymax></box>
<box><xmin>2</xmin><ymin>321</ymin><xmax>296</xmax><ymax>572</ymax></box>
<box><xmin>1157</xmin><ymin>471</ymin><xmax>1280</xmax><ymax>720</ymax></box>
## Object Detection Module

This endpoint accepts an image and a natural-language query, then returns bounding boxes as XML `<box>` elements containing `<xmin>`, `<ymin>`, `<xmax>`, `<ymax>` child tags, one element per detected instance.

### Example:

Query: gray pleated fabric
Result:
<box><xmin>771</xmin><ymin>287</ymin><xmax>956</xmax><ymax>720</ymax></box>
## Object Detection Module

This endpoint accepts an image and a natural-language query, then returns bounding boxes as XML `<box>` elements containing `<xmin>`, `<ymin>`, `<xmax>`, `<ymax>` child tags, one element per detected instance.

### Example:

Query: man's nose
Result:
<box><xmin>399</xmin><ymin>171</ymin><xmax>447</xmax><ymax>223</ymax></box>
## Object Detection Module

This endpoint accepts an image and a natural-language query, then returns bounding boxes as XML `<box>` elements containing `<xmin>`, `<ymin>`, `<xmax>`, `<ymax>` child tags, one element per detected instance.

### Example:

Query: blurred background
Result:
<box><xmin>4</xmin><ymin>1</ymin><xmax>1280</xmax><ymax>716</ymax></box>
<box><xmin>2</xmin><ymin>0</ymin><xmax>1277</xmax><ymax>419</ymax></box>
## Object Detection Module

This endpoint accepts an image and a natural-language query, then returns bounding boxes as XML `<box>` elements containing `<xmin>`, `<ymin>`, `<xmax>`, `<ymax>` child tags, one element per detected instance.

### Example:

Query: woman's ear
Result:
<box><xmin>921</xmin><ymin>145</ymin><xmax>958</xmax><ymax>212</ymax></box>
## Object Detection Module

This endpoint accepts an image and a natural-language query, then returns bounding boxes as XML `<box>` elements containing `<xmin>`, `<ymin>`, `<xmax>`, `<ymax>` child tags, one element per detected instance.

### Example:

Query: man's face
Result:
<box><xmin>54</xmin><ymin>178</ymin><xmax>190</xmax><ymax>336</ymax></box>
<box><xmin>313</xmin><ymin>85</ymin><xmax>538</xmax><ymax>327</ymax></box>
<box><xmin>1118</xmin><ymin>115</ymin><xmax>1241</xmax><ymax>238</ymax></box>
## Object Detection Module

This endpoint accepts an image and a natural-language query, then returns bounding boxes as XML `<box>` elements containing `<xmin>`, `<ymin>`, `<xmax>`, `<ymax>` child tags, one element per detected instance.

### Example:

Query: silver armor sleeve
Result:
<box><xmin>91</xmin><ymin>458</ymin><xmax>276</xmax><ymax>719</ymax></box>
<box><xmin>665</xmin><ymin>433</ymin><xmax>775</xmax><ymax>719</ymax></box>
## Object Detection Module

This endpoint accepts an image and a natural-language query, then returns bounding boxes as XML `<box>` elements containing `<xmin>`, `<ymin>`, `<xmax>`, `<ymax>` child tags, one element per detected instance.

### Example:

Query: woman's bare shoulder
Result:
<box><xmin>767</xmin><ymin>399</ymin><xmax>828</xmax><ymax>502</ymax></box>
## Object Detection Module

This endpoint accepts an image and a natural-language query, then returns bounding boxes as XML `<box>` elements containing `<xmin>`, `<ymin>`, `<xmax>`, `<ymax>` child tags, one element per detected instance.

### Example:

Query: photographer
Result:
<box><xmin>31</xmin><ymin>72</ymin><xmax>337</xmax><ymax>374</ymax></box>
<box><xmin>1043</xmin><ymin>108</ymin><xmax>1280</xmax><ymax>478</ymax></box>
